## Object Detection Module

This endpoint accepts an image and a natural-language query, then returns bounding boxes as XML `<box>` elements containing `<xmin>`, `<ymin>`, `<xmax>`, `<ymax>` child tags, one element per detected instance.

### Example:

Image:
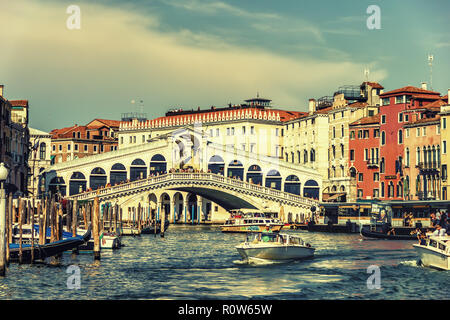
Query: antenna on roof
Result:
<box><xmin>428</xmin><ymin>54</ymin><xmax>434</xmax><ymax>91</ymax></box>
<box><xmin>364</xmin><ymin>68</ymin><xmax>370</xmax><ymax>82</ymax></box>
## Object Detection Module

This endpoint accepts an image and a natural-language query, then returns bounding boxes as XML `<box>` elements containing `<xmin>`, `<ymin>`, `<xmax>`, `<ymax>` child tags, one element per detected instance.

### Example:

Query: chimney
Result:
<box><xmin>0</xmin><ymin>85</ymin><xmax>4</xmax><ymax>97</ymax></box>
<box><xmin>308</xmin><ymin>99</ymin><xmax>316</xmax><ymax>114</ymax></box>
<box><xmin>421</xmin><ymin>82</ymin><xmax>427</xmax><ymax>90</ymax></box>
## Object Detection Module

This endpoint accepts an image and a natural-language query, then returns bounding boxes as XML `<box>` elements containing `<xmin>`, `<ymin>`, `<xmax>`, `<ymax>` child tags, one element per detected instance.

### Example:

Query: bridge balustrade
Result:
<box><xmin>66</xmin><ymin>172</ymin><xmax>318</xmax><ymax>206</ymax></box>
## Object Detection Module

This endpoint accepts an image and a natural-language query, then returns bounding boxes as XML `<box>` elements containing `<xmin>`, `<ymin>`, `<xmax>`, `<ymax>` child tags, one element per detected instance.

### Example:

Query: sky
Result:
<box><xmin>0</xmin><ymin>0</ymin><xmax>449</xmax><ymax>132</ymax></box>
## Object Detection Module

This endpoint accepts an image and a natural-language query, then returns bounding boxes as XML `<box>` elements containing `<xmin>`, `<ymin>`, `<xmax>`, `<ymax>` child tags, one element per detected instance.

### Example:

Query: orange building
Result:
<box><xmin>50</xmin><ymin>119</ymin><xmax>120</xmax><ymax>164</ymax></box>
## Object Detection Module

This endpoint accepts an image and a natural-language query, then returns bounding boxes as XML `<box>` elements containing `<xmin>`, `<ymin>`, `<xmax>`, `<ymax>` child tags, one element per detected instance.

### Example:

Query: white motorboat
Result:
<box><xmin>235</xmin><ymin>232</ymin><xmax>315</xmax><ymax>263</ymax></box>
<box><xmin>220</xmin><ymin>211</ymin><xmax>284</xmax><ymax>233</ymax></box>
<box><xmin>413</xmin><ymin>235</ymin><xmax>450</xmax><ymax>270</ymax></box>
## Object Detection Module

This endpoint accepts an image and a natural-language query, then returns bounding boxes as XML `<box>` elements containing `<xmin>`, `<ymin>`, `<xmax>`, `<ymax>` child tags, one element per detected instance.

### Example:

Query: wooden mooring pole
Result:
<box><xmin>93</xmin><ymin>197</ymin><xmax>101</xmax><ymax>260</ymax></box>
<box><xmin>72</xmin><ymin>199</ymin><xmax>78</xmax><ymax>254</ymax></box>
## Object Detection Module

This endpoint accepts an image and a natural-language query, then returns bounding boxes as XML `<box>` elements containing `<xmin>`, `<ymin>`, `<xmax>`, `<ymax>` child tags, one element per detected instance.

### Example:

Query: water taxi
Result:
<box><xmin>235</xmin><ymin>232</ymin><xmax>315</xmax><ymax>263</ymax></box>
<box><xmin>220</xmin><ymin>211</ymin><xmax>284</xmax><ymax>233</ymax></box>
<box><xmin>413</xmin><ymin>235</ymin><xmax>450</xmax><ymax>270</ymax></box>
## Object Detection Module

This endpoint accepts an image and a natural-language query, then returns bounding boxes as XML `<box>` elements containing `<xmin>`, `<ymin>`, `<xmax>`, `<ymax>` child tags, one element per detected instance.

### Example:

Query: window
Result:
<box><xmin>250</xmin><ymin>126</ymin><xmax>255</xmax><ymax>134</ymax></box>
<box><xmin>382</xmin><ymin>98</ymin><xmax>390</xmax><ymax>106</ymax></box>
<box><xmin>231</xmin><ymin>127</ymin><xmax>235</xmax><ymax>135</ymax></box>
<box><xmin>52</xmin><ymin>145</ymin><xmax>56</xmax><ymax>152</ymax></box>
<box><xmin>358</xmin><ymin>173</ymin><xmax>364</xmax><ymax>182</ymax></box>
<box><xmin>405</xmin><ymin>148</ymin><xmax>410</xmax><ymax>167</ymax></box>
<box><xmin>373</xmin><ymin>172</ymin><xmax>379</xmax><ymax>181</ymax></box>
<box><xmin>443</xmin><ymin>118</ymin><xmax>447</xmax><ymax>129</ymax></box>
<box><xmin>241</xmin><ymin>144</ymin><xmax>246</xmax><ymax>151</ymax></box>
<box><xmin>341</xmin><ymin>125</ymin><xmax>344</xmax><ymax>137</ymax></box>
<box><xmin>358</xmin><ymin>189</ymin><xmax>363</xmax><ymax>198</ymax></box>
<box><xmin>332</xmin><ymin>127</ymin><xmax>336</xmax><ymax>138</ymax></box>
<box><xmin>242</xmin><ymin>126</ymin><xmax>246</xmax><ymax>135</ymax></box>
<box><xmin>133</xmin><ymin>136</ymin><xmax>136</xmax><ymax>143</ymax></box>
<box><xmin>58</xmin><ymin>144</ymin><xmax>62</xmax><ymax>151</ymax></box>
<box><xmin>227</xmin><ymin>128</ymin><xmax>230</xmax><ymax>136</ymax></box>
<box><xmin>422</xmin><ymin>127</ymin><xmax>426</xmax><ymax>136</ymax></box>
<box><xmin>364</xmin><ymin>149</ymin><xmax>369</xmax><ymax>161</ymax></box>
<box><xmin>381</xmin><ymin>182</ymin><xmax>385</xmax><ymax>197</ymax></box>
<box><xmin>93</xmin><ymin>146</ymin><xmax>97</xmax><ymax>152</ymax></box>
<box><xmin>405</xmin><ymin>128</ymin><xmax>409</xmax><ymax>138</ymax></box>
<box><xmin>363</xmin><ymin>130</ymin><xmax>369</xmax><ymax>139</ymax></box>
<box><xmin>358</xmin><ymin>130</ymin><xmax>362</xmax><ymax>139</ymax></box>
<box><xmin>84</xmin><ymin>145</ymin><xmax>88</xmax><ymax>152</ymax></box>
<box><xmin>398</xmin><ymin>130</ymin><xmax>403</xmax><ymax>144</ymax></box>
<box><xmin>142</xmin><ymin>135</ymin><xmax>145</xmax><ymax>143</ymax></box>
<box><xmin>67</xmin><ymin>144</ymin><xmax>71</xmax><ymax>151</ymax></box>
<box><xmin>381</xmin><ymin>131</ymin><xmax>386</xmax><ymax>145</ymax></box>
<box><xmin>350</xmin><ymin>149</ymin><xmax>355</xmax><ymax>161</ymax></box>
<box><xmin>350</xmin><ymin>131</ymin><xmax>355</xmax><ymax>139</ymax></box>
<box><xmin>39</xmin><ymin>143</ymin><xmax>46</xmax><ymax>160</ymax></box>
<box><xmin>405</xmin><ymin>114</ymin><xmax>409</xmax><ymax>122</ymax></box>
<box><xmin>416</xmin><ymin>147</ymin><xmax>421</xmax><ymax>165</ymax></box>
<box><xmin>275</xmin><ymin>128</ymin><xmax>279</xmax><ymax>136</ymax></box>
<box><xmin>442</xmin><ymin>164</ymin><xmax>448</xmax><ymax>180</ymax></box>
<box><xmin>395</xmin><ymin>96</ymin><xmax>404</xmax><ymax>104</ymax></box>
<box><xmin>374</xmin><ymin>129</ymin><xmax>380</xmax><ymax>138</ymax></box>
<box><xmin>417</xmin><ymin>128</ymin><xmax>420</xmax><ymax>137</ymax></box>
<box><xmin>74</xmin><ymin>144</ymin><xmax>78</xmax><ymax>151</ymax></box>
<box><xmin>381</xmin><ymin>115</ymin><xmax>386</xmax><ymax>124</ymax></box>
<box><xmin>340</xmin><ymin>144</ymin><xmax>344</xmax><ymax>157</ymax></box>
<box><xmin>216</xmin><ymin>128</ymin><xmax>219</xmax><ymax>136</ymax></box>
<box><xmin>398</xmin><ymin>113</ymin><xmax>403</xmax><ymax>122</ymax></box>
<box><xmin>120</xmin><ymin>137</ymin><xmax>123</xmax><ymax>144</ymax></box>
<box><xmin>443</xmin><ymin>141</ymin><xmax>447</xmax><ymax>154</ymax></box>
<box><xmin>373</xmin><ymin>189</ymin><xmax>379</xmax><ymax>198</ymax></box>
<box><xmin>380</xmin><ymin>158</ymin><xmax>385</xmax><ymax>173</ymax></box>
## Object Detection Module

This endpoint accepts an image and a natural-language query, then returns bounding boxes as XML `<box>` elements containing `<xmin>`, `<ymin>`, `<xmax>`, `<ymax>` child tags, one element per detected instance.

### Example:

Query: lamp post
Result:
<box><xmin>0</xmin><ymin>162</ymin><xmax>10</xmax><ymax>276</ymax></box>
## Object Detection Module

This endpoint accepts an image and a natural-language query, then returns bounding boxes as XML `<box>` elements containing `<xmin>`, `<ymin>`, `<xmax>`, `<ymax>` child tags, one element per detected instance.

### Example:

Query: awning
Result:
<box><xmin>323</xmin><ymin>193</ymin><xmax>345</xmax><ymax>201</ymax></box>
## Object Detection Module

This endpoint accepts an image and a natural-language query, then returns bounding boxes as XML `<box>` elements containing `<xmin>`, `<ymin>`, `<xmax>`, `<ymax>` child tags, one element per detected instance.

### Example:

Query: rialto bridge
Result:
<box><xmin>42</xmin><ymin>127</ymin><xmax>322</xmax><ymax>223</ymax></box>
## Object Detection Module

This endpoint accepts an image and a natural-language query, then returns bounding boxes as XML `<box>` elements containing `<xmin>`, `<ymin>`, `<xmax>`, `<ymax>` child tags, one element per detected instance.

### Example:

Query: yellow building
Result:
<box><xmin>439</xmin><ymin>90</ymin><xmax>450</xmax><ymax>199</ymax></box>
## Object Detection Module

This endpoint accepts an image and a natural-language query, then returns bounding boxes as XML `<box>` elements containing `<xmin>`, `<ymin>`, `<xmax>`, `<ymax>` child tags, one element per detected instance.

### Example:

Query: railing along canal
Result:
<box><xmin>66</xmin><ymin>173</ymin><xmax>318</xmax><ymax>206</ymax></box>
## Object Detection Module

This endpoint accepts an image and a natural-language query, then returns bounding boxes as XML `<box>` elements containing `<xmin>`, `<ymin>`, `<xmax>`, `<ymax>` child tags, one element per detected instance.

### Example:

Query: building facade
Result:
<box><xmin>379</xmin><ymin>85</ymin><xmax>442</xmax><ymax>200</ymax></box>
<box><xmin>28</xmin><ymin>128</ymin><xmax>52</xmax><ymax>197</ymax></box>
<box><xmin>0</xmin><ymin>85</ymin><xmax>30</xmax><ymax>196</ymax></box>
<box><xmin>50</xmin><ymin>118</ymin><xmax>120</xmax><ymax>164</ymax></box>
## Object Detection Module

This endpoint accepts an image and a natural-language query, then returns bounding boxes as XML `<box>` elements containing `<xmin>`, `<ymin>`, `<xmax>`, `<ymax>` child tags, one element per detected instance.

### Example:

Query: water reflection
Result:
<box><xmin>0</xmin><ymin>225</ymin><xmax>446</xmax><ymax>299</ymax></box>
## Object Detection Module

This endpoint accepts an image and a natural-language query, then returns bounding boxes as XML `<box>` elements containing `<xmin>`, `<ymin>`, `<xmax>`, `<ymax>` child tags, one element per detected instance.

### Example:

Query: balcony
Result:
<box><xmin>417</xmin><ymin>162</ymin><xmax>440</xmax><ymax>171</ymax></box>
<box><xmin>366</xmin><ymin>158</ymin><xmax>379</xmax><ymax>167</ymax></box>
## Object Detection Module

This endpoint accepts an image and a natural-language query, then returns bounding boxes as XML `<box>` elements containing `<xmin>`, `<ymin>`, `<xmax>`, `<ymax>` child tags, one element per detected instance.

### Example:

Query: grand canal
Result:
<box><xmin>0</xmin><ymin>225</ymin><xmax>447</xmax><ymax>300</ymax></box>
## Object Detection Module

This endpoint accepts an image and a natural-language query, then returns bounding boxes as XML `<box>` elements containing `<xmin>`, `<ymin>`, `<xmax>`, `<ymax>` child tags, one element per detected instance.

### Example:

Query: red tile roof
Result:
<box><xmin>362</xmin><ymin>81</ymin><xmax>384</xmax><ymax>89</ymax></box>
<box><xmin>348</xmin><ymin>101</ymin><xmax>368</xmax><ymax>109</ymax></box>
<box><xmin>87</xmin><ymin>119</ymin><xmax>121</xmax><ymax>128</ymax></box>
<box><xmin>350</xmin><ymin>114</ymin><xmax>380</xmax><ymax>126</ymax></box>
<box><xmin>380</xmin><ymin>86</ymin><xmax>440</xmax><ymax>97</ymax></box>
<box><xmin>10</xmin><ymin>100</ymin><xmax>28</xmax><ymax>107</ymax></box>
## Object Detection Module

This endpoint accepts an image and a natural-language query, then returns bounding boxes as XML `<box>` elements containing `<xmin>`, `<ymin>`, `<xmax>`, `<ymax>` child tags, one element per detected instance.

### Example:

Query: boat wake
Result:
<box><xmin>233</xmin><ymin>258</ymin><xmax>291</xmax><ymax>266</ymax></box>
<box><xmin>398</xmin><ymin>259</ymin><xmax>422</xmax><ymax>268</ymax></box>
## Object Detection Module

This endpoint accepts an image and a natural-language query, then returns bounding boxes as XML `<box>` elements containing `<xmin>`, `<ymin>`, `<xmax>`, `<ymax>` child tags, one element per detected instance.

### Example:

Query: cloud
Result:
<box><xmin>161</xmin><ymin>0</ymin><xmax>279</xmax><ymax>19</ymax></box>
<box><xmin>0</xmin><ymin>0</ymin><xmax>387</xmax><ymax>131</ymax></box>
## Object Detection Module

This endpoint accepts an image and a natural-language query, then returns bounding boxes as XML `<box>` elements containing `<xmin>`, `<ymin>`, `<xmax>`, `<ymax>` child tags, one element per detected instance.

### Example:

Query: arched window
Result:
<box><xmin>310</xmin><ymin>149</ymin><xmax>315</xmax><ymax>162</ymax></box>
<box><xmin>405</xmin><ymin>148</ymin><xmax>410</xmax><ymax>167</ymax></box>
<box><xmin>416</xmin><ymin>147</ymin><xmax>421</xmax><ymax>165</ymax></box>
<box><xmin>303</xmin><ymin>150</ymin><xmax>308</xmax><ymax>163</ymax></box>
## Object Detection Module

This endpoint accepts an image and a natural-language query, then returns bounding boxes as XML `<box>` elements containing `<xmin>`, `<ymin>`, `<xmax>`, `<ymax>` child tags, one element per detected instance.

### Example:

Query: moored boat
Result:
<box><xmin>235</xmin><ymin>232</ymin><xmax>315</xmax><ymax>263</ymax></box>
<box><xmin>220</xmin><ymin>211</ymin><xmax>284</xmax><ymax>233</ymax></box>
<box><xmin>413</xmin><ymin>235</ymin><xmax>450</xmax><ymax>270</ymax></box>
<box><xmin>9</xmin><ymin>226</ymin><xmax>91</xmax><ymax>263</ymax></box>
<box><xmin>11</xmin><ymin>224</ymin><xmax>121</xmax><ymax>250</ymax></box>
<box><xmin>360</xmin><ymin>226</ymin><xmax>419</xmax><ymax>240</ymax></box>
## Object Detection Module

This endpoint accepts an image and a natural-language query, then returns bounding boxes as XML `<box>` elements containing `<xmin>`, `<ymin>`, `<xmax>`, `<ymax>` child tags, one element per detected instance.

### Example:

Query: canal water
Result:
<box><xmin>0</xmin><ymin>225</ymin><xmax>448</xmax><ymax>300</ymax></box>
